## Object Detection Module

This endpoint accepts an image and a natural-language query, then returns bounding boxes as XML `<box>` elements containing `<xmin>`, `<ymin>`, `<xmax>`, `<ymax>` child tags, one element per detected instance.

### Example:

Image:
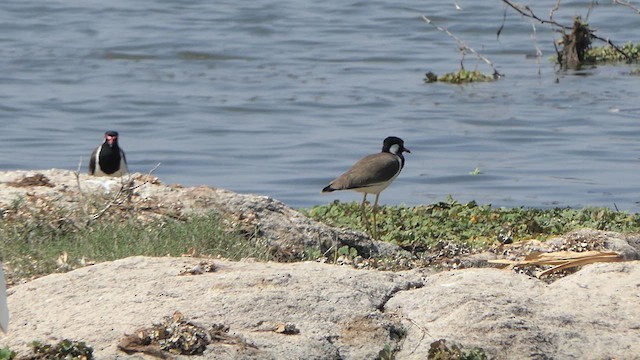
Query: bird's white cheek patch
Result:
<box><xmin>389</xmin><ymin>144</ymin><xmax>400</xmax><ymax>154</ymax></box>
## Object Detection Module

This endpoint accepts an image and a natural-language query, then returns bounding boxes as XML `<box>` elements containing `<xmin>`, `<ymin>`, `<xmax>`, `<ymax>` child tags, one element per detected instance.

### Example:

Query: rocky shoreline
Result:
<box><xmin>1</xmin><ymin>169</ymin><xmax>639</xmax><ymax>359</ymax></box>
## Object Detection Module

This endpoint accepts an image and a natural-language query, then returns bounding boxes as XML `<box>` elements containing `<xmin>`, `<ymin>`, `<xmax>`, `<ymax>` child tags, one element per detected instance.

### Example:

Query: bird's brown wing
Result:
<box><xmin>88</xmin><ymin>146</ymin><xmax>98</xmax><ymax>175</ymax></box>
<box><xmin>120</xmin><ymin>149</ymin><xmax>129</xmax><ymax>174</ymax></box>
<box><xmin>327</xmin><ymin>153</ymin><xmax>400</xmax><ymax>190</ymax></box>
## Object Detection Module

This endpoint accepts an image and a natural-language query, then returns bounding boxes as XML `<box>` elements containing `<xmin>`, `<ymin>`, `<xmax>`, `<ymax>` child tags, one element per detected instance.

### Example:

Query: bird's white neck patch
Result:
<box><xmin>389</xmin><ymin>144</ymin><xmax>401</xmax><ymax>154</ymax></box>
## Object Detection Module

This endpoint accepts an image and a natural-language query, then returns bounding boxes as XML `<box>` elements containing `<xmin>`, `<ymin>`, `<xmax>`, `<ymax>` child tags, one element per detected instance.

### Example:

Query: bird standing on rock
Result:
<box><xmin>322</xmin><ymin>136</ymin><xmax>410</xmax><ymax>239</ymax></box>
<box><xmin>89</xmin><ymin>130</ymin><xmax>128</xmax><ymax>177</ymax></box>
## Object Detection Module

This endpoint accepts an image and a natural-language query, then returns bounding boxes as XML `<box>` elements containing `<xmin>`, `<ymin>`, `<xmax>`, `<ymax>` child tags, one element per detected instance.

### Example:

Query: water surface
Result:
<box><xmin>1</xmin><ymin>0</ymin><xmax>639</xmax><ymax>210</ymax></box>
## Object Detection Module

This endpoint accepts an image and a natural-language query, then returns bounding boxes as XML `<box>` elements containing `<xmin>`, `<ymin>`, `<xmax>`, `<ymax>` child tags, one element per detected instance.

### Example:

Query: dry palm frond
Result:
<box><xmin>489</xmin><ymin>250</ymin><xmax>624</xmax><ymax>277</ymax></box>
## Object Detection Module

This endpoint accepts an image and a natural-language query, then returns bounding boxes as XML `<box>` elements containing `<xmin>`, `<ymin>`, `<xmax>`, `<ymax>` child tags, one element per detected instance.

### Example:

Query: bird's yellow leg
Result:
<box><xmin>372</xmin><ymin>193</ymin><xmax>380</xmax><ymax>240</ymax></box>
<box><xmin>360</xmin><ymin>193</ymin><xmax>372</xmax><ymax>234</ymax></box>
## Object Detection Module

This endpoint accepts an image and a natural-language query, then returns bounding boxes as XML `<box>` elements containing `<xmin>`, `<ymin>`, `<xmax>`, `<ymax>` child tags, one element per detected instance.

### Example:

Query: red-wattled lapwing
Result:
<box><xmin>322</xmin><ymin>136</ymin><xmax>410</xmax><ymax>239</ymax></box>
<box><xmin>89</xmin><ymin>130</ymin><xmax>128</xmax><ymax>177</ymax></box>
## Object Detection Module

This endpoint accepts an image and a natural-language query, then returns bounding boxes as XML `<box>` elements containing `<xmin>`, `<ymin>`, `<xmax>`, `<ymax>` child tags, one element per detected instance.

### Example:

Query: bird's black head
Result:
<box><xmin>104</xmin><ymin>130</ymin><xmax>120</xmax><ymax>147</ymax></box>
<box><xmin>382</xmin><ymin>136</ymin><xmax>410</xmax><ymax>155</ymax></box>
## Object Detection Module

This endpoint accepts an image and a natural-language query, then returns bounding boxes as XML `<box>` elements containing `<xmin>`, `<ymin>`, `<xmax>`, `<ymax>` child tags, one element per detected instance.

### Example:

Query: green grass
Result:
<box><xmin>303</xmin><ymin>197</ymin><xmax>640</xmax><ymax>249</ymax></box>
<box><xmin>0</xmin><ymin>195</ymin><xmax>271</xmax><ymax>283</ymax></box>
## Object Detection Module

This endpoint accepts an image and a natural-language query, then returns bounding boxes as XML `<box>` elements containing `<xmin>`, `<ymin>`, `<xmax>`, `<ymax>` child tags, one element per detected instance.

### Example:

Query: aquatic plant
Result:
<box><xmin>304</xmin><ymin>197</ymin><xmax>640</xmax><ymax>249</ymax></box>
<box><xmin>585</xmin><ymin>42</ymin><xmax>640</xmax><ymax>63</ymax></box>
<box><xmin>424</xmin><ymin>70</ymin><xmax>494</xmax><ymax>84</ymax></box>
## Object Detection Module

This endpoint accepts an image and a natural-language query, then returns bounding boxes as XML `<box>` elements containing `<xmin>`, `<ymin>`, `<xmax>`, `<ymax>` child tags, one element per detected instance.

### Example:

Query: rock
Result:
<box><xmin>2</xmin><ymin>257</ymin><xmax>639</xmax><ymax>359</ymax></box>
<box><xmin>387</xmin><ymin>262</ymin><xmax>640</xmax><ymax>359</ymax></box>
<box><xmin>545</xmin><ymin>228</ymin><xmax>640</xmax><ymax>260</ymax></box>
<box><xmin>4</xmin><ymin>257</ymin><xmax>422</xmax><ymax>359</ymax></box>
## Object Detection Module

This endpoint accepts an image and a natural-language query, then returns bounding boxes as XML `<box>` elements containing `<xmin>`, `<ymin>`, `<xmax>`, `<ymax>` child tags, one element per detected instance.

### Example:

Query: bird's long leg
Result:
<box><xmin>372</xmin><ymin>193</ymin><xmax>380</xmax><ymax>240</ymax></box>
<box><xmin>360</xmin><ymin>193</ymin><xmax>371</xmax><ymax>234</ymax></box>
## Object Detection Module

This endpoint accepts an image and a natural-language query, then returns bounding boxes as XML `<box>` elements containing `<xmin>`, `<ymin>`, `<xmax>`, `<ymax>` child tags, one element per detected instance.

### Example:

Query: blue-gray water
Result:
<box><xmin>1</xmin><ymin>0</ymin><xmax>639</xmax><ymax>210</ymax></box>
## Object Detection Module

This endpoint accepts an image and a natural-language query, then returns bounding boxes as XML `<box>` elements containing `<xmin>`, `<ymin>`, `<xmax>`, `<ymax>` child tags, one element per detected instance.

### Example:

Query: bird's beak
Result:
<box><xmin>404</xmin><ymin>147</ymin><xmax>411</xmax><ymax>153</ymax></box>
<box><xmin>106</xmin><ymin>136</ymin><xmax>117</xmax><ymax>146</ymax></box>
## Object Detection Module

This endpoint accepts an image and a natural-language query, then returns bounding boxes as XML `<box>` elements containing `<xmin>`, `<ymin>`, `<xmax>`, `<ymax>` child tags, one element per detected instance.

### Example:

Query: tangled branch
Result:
<box><xmin>501</xmin><ymin>0</ymin><xmax>634</xmax><ymax>65</ymax></box>
<box><xmin>74</xmin><ymin>162</ymin><xmax>162</xmax><ymax>225</ymax></box>
<box><xmin>421</xmin><ymin>15</ymin><xmax>502</xmax><ymax>78</ymax></box>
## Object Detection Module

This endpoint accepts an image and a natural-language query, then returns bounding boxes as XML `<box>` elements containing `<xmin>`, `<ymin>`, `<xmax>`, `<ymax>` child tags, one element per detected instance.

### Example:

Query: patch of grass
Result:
<box><xmin>0</xmin><ymin>347</ymin><xmax>16</xmax><ymax>360</ymax></box>
<box><xmin>0</xmin><ymin>194</ymin><xmax>272</xmax><ymax>283</ymax></box>
<box><xmin>303</xmin><ymin>197</ymin><xmax>640</xmax><ymax>250</ymax></box>
<box><xmin>29</xmin><ymin>339</ymin><xmax>93</xmax><ymax>360</ymax></box>
<box><xmin>428</xmin><ymin>339</ymin><xmax>488</xmax><ymax>360</ymax></box>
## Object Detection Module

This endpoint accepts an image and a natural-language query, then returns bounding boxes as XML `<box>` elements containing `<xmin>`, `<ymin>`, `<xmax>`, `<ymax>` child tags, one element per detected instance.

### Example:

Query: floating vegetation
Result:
<box><xmin>28</xmin><ymin>339</ymin><xmax>94</xmax><ymax>360</ymax></box>
<box><xmin>585</xmin><ymin>42</ymin><xmax>640</xmax><ymax>64</ymax></box>
<box><xmin>424</xmin><ymin>70</ymin><xmax>495</xmax><ymax>84</ymax></box>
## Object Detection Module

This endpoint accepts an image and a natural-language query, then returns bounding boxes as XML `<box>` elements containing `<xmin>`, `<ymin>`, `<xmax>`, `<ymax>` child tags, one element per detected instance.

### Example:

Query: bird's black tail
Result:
<box><xmin>321</xmin><ymin>185</ymin><xmax>335</xmax><ymax>193</ymax></box>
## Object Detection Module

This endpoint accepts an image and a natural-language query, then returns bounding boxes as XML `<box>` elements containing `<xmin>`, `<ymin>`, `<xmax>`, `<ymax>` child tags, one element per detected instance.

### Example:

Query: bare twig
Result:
<box><xmin>501</xmin><ymin>0</ymin><xmax>571</xmax><ymax>30</ymax></box>
<box><xmin>386</xmin><ymin>311</ymin><xmax>433</xmax><ymax>356</ymax></box>
<box><xmin>74</xmin><ymin>158</ymin><xmax>83</xmax><ymax>194</ymax></box>
<box><xmin>148</xmin><ymin>162</ymin><xmax>162</xmax><ymax>174</ymax></box>
<box><xmin>613</xmin><ymin>0</ymin><xmax>640</xmax><ymax>14</ymax></box>
<box><xmin>497</xmin><ymin>7</ymin><xmax>507</xmax><ymax>38</ymax></box>
<box><xmin>529</xmin><ymin>18</ymin><xmax>543</xmax><ymax>76</ymax></box>
<box><xmin>78</xmin><ymin>163</ymin><xmax>162</xmax><ymax>225</ymax></box>
<box><xmin>88</xmin><ymin>186</ymin><xmax>126</xmax><ymax>222</ymax></box>
<box><xmin>586</xmin><ymin>0</ymin><xmax>597</xmax><ymax>20</ymax></box>
<box><xmin>89</xmin><ymin>163</ymin><xmax>162</xmax><ymax>222</ymax></box>
<box><xmin>421</xmin><ymin>15</ymin><xmax>503</xmax><ymax>77</ymax></box>
<box><xmin>550</xmin><ymin>0</ymin><xmax>562</xmax><ymax>20</ymax></box>
<box><xmin>74</xmin><ymin>158</ymin><xmax>92</xmax><ymax>218</ymax></box>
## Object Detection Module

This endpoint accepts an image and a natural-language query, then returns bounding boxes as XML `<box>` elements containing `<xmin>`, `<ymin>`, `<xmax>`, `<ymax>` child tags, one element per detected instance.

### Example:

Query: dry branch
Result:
<box><xmin>501</xmin><ymin>0</ymin><xmax>570</xmax><ymax>29</ymax></box>
<box><xmin>613</xmin><ymin>0</ymin><xmax>640</xmax><ymax>14</ymax></box>
<box><xmin>489</xmin><ymin>250</ymin><xmax>625</xmax><ymax>277</ymax></box>
<box><xmin>421</xmin><ymin>15</ymin><xmax>502</xmax><ymax>78</ymax></box>
<box><xmin>73</xmin><ymin>163</ymin><xmax>162</xmax><ymax>226</ymax></box>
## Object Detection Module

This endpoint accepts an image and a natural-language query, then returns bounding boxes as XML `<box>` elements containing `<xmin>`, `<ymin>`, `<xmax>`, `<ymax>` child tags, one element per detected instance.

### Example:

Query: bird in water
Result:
<box><xmin>322</xmin><ymin>136</ymin><xmax>410</xmax><ymax>239</ymax></box>
<box><xmin>89</xmin><ymin>130</ymin><xmax>128</xmax><ymax>177</ymax></box>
